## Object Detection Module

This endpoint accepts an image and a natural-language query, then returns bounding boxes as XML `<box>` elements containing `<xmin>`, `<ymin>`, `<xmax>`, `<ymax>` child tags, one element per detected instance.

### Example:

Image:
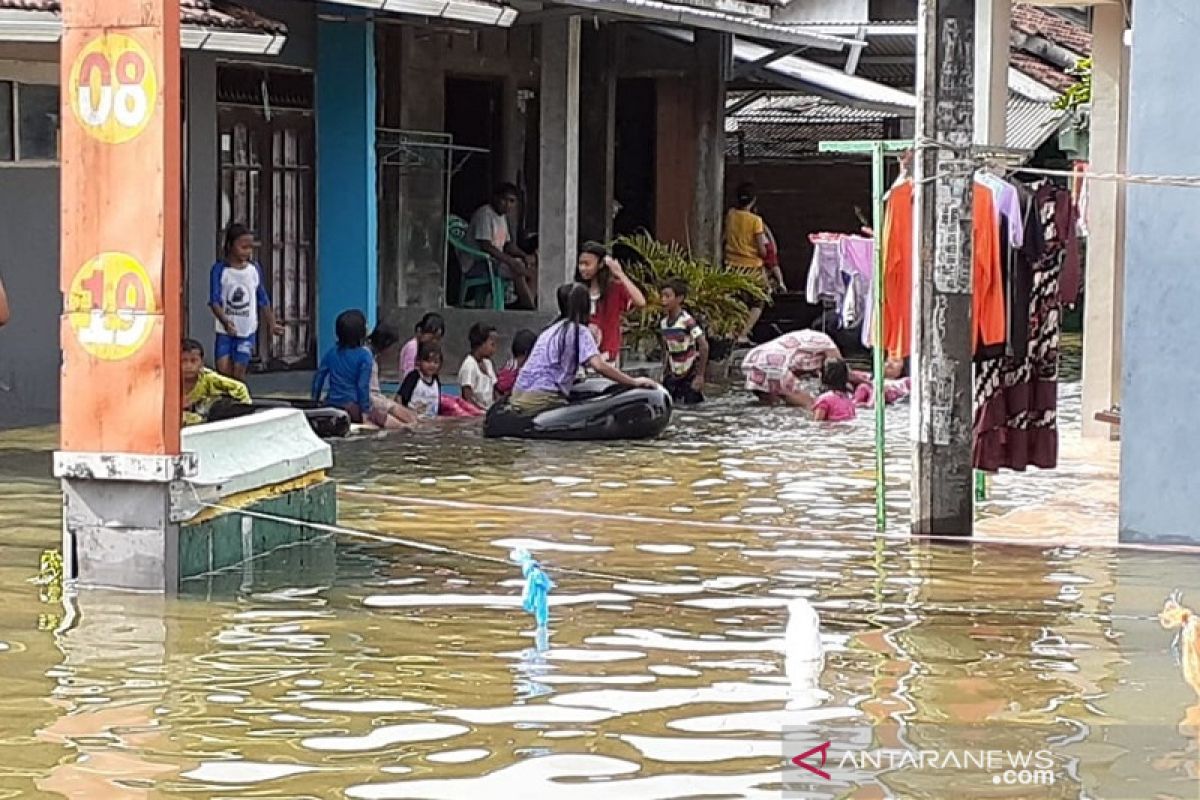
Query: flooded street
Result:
<box><xmin>0</xmin><ymin>368</ymin><xmax>1197</xmax><ymax>798</ymax></box>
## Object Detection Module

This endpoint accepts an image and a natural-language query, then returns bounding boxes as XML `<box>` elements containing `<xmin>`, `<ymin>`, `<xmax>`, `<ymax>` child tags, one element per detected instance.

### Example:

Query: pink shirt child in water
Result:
<box><xmin>809</xmin><ymin>360</ymin><xmax>856</xmax><ymax>422</ymax></box>
<box><xmin>813</xmin><ymin>390</ymin><xmax>857</xmax><ymax>422</ymax></box>
<box><xmin>853</xmin><ymin>377</ymin><xmax>912</xmax><ymax>408</ymax></box>
<box><xmin>850</xmin><ymin>358</ymin><xmax>911</xmax><ymax>408</ymax></box>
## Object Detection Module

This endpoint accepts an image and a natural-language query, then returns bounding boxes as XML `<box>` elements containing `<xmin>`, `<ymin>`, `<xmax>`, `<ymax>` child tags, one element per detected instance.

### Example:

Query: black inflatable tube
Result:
<box><xmin>208</xmin><ymin>398</ymin><xmax>352</xmax><ymax>439</ymax></box>
<box><xmin>484</xmin><ymin>378</ymin><xmax>673</xmax><ymax>441</ymax></box>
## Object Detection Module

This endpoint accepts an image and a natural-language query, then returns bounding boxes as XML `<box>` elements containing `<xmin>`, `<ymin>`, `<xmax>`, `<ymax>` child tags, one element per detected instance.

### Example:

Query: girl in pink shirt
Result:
<box><xmin>399</xmin><ymin>313</ymin><xmax>445</xmax><ymax>376</ymax></box>
<box><xmin>811</xmin><ymin>360</ymin><xmax>856</xmax><ymax>422</ymax></box>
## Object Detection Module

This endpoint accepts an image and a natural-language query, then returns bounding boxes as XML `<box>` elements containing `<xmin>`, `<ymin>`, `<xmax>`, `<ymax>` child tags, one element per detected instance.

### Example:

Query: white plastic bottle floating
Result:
<box><xmin>785</xmin><ymin>598</ymin><xmax>829</xmax><ymax>710</ymax></box>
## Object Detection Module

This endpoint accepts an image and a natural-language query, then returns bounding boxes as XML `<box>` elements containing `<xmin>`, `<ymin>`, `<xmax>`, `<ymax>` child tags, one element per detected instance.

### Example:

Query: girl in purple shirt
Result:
<box><xmin>511</xmin><ymin>284</ymin><xmax>655</xmax><ymax>413</ymax></box>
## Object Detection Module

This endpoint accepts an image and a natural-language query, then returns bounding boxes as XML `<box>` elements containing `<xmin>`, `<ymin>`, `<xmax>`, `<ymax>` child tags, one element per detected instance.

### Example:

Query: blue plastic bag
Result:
<box><xmin>511</xmin><ymin>548</ymin><xmax>555</xmax><ymax>627</ymax></box>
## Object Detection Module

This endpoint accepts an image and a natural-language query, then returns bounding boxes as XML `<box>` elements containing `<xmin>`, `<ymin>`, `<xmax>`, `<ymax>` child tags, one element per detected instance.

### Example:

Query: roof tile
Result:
<box><xmin>1011</xmin><ymin>3</ymin><xmax>1091</xmax><ymax>56</ymax></box>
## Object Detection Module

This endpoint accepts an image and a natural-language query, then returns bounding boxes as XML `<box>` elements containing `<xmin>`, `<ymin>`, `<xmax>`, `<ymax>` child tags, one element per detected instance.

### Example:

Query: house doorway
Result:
<box><xmin>445</xmin><ymin>77</ymin><xmax>504</xmax><ymax>304</ymax></box>
<box><xmin>217</xmin><ymin>65</ymin><xmax>316</xmax><ymax>370</ymax></box>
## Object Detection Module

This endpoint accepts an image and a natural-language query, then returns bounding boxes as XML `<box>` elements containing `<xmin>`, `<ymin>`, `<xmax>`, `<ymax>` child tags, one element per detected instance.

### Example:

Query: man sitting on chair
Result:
<box><xmin>459</xmin><ymin>182</ymin><xmax>537</xmax><ymax>309</ymax></box>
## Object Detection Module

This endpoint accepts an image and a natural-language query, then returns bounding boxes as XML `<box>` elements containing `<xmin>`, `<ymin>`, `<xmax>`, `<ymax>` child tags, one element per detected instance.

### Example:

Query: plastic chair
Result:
<box><xmin>448</xmin><ymin>215</ymin><xmax>511</xmax><ymax>310</ymax></box>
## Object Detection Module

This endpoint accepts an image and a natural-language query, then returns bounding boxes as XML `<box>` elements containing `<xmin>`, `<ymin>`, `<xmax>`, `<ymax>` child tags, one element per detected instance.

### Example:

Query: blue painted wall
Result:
<box><xmin>1120</xmin><ymin>4</ymin><xmax>1200</xmax><ymax>543</ymax></box>
<box><xmin>315</xmin><ymin>16</ymin><xmax>377</xmax><ymax>357</ymax></box>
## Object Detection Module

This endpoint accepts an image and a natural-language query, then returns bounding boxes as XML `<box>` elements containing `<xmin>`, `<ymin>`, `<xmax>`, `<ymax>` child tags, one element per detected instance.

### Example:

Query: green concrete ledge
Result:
<box><xmin>179</xmin><ymin>479</ymin><xmax>337</xmax><ymax>591</ymax></box>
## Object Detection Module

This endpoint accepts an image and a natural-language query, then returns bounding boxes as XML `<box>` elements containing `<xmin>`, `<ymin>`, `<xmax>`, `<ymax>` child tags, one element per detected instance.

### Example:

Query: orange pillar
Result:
<box><xmin>56</xmin><ymin>0</ymin><xmax>189</xmax><ymax>592</ymax></box>
<box><xmin>60</xmin><ymin>0</ymin><xmax>181</xmax><ymax>456</ymax></box>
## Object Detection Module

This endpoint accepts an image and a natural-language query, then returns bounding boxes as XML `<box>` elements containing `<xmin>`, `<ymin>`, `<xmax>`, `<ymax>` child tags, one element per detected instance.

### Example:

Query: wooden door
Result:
<box><xmin>217</xmin><ymin>77</ymin><xmax>315</xmax><ymax>369</ymax></box>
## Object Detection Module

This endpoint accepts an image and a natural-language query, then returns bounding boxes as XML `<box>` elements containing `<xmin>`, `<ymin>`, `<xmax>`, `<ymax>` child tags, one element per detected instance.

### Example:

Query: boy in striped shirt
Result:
<box><xmin>659</xmin><ymin>279</ymin><xmax>709</xmax><ymax>405</ymax></box>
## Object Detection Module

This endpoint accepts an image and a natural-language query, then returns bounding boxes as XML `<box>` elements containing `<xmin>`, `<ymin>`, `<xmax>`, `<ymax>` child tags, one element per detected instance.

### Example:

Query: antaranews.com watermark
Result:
<box><xmin>783</xmin><ymin>723</ymin><xmax>1200</xmax><ymax>798</ymax></box>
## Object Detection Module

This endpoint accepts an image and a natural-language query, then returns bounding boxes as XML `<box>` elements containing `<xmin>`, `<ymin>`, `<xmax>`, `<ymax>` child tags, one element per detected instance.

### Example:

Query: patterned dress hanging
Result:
<box><xmin>973</xmin><ymin>181</ymin><xmax>1071</xmax><ymax>472</ymax></box>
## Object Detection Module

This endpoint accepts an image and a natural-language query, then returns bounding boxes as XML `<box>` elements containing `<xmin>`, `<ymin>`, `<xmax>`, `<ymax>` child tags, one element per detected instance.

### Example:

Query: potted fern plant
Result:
<box><xmin>613</xmin><ymin>233</ymin><xmax>769</xmax><ymax>373</ymax></box>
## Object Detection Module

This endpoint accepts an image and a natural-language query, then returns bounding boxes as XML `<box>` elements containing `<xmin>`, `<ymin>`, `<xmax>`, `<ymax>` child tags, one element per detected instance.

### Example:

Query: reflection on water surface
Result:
<box><xmin>0</xmin><ymin>376</ymin><xmax>1195</xmax><ymax>798</ymax></box>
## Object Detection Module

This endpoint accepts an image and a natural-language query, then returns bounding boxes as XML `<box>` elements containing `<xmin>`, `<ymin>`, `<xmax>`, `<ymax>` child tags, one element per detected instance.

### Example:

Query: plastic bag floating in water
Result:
<box><xmin>511</xmin><ymin>548</ymin><xmax>555</xmax><ymax>627</ymax></box>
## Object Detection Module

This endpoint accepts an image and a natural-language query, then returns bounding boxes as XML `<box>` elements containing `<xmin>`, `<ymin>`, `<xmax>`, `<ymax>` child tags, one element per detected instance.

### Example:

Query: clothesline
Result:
<box><xmin>905</xmin><ymin>135</ymin><xmax>1200</xmax><ymax>189</ymax></box>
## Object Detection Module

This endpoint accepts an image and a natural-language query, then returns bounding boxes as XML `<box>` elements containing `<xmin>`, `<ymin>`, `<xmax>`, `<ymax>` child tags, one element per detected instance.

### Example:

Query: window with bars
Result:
<box><xmin>0</xmin><ymin>81</ymin><xmax>59</xmax><ymax>163</ymax></box>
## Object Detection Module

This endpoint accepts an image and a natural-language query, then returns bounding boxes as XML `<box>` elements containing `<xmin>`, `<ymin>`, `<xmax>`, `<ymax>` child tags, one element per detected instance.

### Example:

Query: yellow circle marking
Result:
<box><xmin>66</xmin><ymin>253</ymin><xmax>157</xmax><ymax>361</ymax></box>
<box><xmin>67</xmin><ymin>33</ymin><xmax>158</xmax><ymax>144</ymax></box>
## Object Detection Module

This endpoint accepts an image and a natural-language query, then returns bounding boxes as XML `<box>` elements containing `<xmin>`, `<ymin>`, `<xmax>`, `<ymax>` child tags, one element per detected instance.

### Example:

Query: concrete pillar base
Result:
<box><xmin>56</xmin><ymin>409</ymin><xmax>335</xmax><ymax>593</ymax></box>
<box><xmin>56</xmin><ymin>452</ymin><xmax>197</xmax><ymax>592</ymax></box>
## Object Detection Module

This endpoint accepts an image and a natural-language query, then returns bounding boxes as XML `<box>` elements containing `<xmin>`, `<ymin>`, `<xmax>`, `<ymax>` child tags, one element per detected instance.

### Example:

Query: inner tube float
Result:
<box><xmin>484</xmin><ymin>377</ymin><xmax>672</xmax><ymax>441</ymax></box>
<box><xmin>209</xmin><ymin>398</ymin><xmax>352</xmax><ymax>439</ymax></box>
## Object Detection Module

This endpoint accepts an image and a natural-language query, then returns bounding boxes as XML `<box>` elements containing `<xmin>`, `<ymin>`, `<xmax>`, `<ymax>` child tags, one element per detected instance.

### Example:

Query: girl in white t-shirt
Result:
<box><xmin>398</xmin><ymin>340</ymin><xmax>443</xmax><ymax>418</ymax></box>
<box><xmin>458</xmin><ymin>322</ymin><xmax>499</xmax><ymax>410</ymax></box>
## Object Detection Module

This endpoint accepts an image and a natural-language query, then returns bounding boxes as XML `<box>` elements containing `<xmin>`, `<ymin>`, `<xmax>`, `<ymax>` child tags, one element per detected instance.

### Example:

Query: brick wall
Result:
<box><xmin>725</xmin><ymin>160</ymin><xmax>875</xmax><ymax>290</ymax></box>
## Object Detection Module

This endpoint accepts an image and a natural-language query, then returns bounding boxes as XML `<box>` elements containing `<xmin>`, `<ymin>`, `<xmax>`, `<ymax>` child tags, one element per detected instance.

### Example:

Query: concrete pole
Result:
<box><xmin>911</xmin><ymin>0</ymin><xmax>976</xmax><ymax>536</ymax></box>
<box><xmin>578</xmin><ymin>22</ymin><xmax>618</xmax><ymax>244</ymax></box>
<box><xmin>56</xmin><ymin>0</ymin><xmax>193</xmax><ymax>590</ymax></box>
<box><xmin>972</xmin><ymin>0</ymin><xmax>1008</xmax><ymax>146</ymax></box>
<box><xmin>689</xmin><ymin>30</ymin><xmax>730</xmax><ymax>264</ymax></box>
<box><xmin>537</xmin><ymin>16</ymin><xmax>582</xmax><ymax>312</ymax></box>
<box><xmin>1081</xmin><ymin>4</ymin><xmax>1128</xmax><ymax>439</ymax></box>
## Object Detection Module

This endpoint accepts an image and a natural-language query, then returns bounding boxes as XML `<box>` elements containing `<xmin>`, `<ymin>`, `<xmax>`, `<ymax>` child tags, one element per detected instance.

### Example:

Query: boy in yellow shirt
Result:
<box><xmin>182</xmin><ymin>338</ymin><xmax>251</xmax><ymax>425</ymax></box>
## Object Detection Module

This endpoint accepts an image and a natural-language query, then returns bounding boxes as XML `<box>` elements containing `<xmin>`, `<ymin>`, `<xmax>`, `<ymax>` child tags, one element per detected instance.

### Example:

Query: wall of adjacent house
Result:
<box><xmin>1119</xmin><ymin>1</ymin><xmax>1200</xmax><ymax>544</ymax></box>
<box><xmin>0</xmin><ymin>44</ymin><xmax>63</xmax><ymax>427</ymax></box>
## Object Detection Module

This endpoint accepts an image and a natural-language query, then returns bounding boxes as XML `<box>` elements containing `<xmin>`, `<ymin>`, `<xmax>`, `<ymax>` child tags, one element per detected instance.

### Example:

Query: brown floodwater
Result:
<box><xmin>0</xmin><ymin>370</ymin><xmax>1197</xmax><ymax>799</ymax></box>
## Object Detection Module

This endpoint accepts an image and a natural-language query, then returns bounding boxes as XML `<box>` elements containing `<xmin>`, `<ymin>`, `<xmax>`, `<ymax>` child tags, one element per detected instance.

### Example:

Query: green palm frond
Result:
<box><xmin>613</xmin><ymin>233</ymin><xmax>769</xmax><ymax>355</ymax></box>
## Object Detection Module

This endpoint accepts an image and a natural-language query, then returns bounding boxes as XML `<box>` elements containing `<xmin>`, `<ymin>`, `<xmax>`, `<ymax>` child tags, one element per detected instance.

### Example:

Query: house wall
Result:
<box><xmin>0</xmin><ymin>2</ymin><xmax>318</xmax><ymax>429</ymax></box>
<box><xmin>185</xmin><ymin>0</ymin><xmax>318</xmax><ymax>347</ymax></box>
<box><xmin>375</xmin><ymin>22</ymin><xmax>539</xmax><ymax>322</ymax></box>
<box><xmin>1119</xmin><ymin>3</ymin><xmax>1200</xmax><ymax>544</ymax></box>
<box><xmin>0</xmin><ymin>44</ymin><xmax>64</xmax><ymax>427</ymax></box>
<box><xmin>725</xmin><ymin>160</ymin><xmax>874</xmax><ymax>289</ymax></box>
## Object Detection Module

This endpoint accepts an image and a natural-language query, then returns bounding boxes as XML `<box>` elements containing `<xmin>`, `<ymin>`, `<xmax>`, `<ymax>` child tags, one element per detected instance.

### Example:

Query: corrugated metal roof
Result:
<box><xmin>0</xmin><ymin>0</ymin><xmax>287</xmax><ymax>33</ymax></box>
<box><xmin>655</xmin><ymin>27</ymin><xmax>914</xmax><ymax>113</ymax></box>
<box><xmin>1007</xmin><ymin>94</ymin><xmax>1067</xmax><ymax>153</ymax></box>
<box><xmin>727</xmin><ymin>91</ymin><xmax>1066</xmax><ymax>162</ymax></box>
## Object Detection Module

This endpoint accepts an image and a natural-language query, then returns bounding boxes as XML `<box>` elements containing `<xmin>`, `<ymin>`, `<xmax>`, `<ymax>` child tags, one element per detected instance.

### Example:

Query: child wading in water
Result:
<box><xmin>209</xmin><ymin>223</ymin><xmax>284</xmax><ymax>380</ymax></box>
<box><xmin>181</xmin><ymin>338</ymin><xmax>251</xmax><ymax>426</ymax></box>
<box><xmin>312</xmin><ymin>310</ymin><xmax>374</xmax><ymax>423</ymax></box>
<box><xmin>399</xmin><ymin>341</ymin><xmax>443</xmax><ymax>418</ymax></box>
<box><xmin>366</xmin><ymin>323</ymin><xmax>419</xmax><ymax>429</ymax></box>
<box><xmin>458</xmin><ymin>323</ymin><xmax>499</xmax><ymax>409</ymax></box>
<box><xmin>496</xmin><ymin>328</ymin><xmax>536</xmax><ymax>399</ymax></box>
<box><xmin>659</xmin><ymin>279</ymin><xmax>709</xmax><ymax>404</ymax></box>
<box><xmin>810</xmin><ymin>360</ymin><xmax>857</xmax><ymax>422</ymax></box>
<box><xmin>399</xmin><ymin>313</ymin><xmax>445</xmax><ymax>377</ymax></box>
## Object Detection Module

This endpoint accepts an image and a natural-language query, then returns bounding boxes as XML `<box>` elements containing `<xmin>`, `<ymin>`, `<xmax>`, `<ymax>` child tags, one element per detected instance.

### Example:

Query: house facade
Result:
<box><xmin>0</xmin><ymin>0</ymin><xmax>860</xmax><ymax>424</ymax></box>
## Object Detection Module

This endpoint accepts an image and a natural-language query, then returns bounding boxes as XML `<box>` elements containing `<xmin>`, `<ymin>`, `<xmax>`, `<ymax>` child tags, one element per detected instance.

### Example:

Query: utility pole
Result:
<box><xmin>911</xmin><ymin>0</ymin><xmax>976</xmax><ymax>535</ymax></box>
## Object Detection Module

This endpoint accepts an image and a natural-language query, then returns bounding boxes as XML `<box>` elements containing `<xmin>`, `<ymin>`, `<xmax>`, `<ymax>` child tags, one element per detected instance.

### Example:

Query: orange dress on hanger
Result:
<box><xmin>972</xmin><ymin>182</ymin><xmax>1006</xmax><ymax>351</ymax></box>
<box><xmin>881</xmin><ymin>180</ymin><xmax>1006</xmax><ymax>359</ymax></box>
<box><xmin>882</xmin><ymin>180</ymin><xmax>914</xmax><ymax>360</ymax></box>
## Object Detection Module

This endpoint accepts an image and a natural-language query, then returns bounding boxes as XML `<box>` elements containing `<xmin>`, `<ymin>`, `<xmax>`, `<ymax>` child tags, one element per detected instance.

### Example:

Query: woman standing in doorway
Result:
<box><xmin>724</xmin><ymin>183</ymin><xmax>785</xmax><ymax>345</ymax></box>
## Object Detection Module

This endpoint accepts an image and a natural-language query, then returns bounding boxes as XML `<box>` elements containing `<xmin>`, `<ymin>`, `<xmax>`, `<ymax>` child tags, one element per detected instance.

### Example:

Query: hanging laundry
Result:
<box><xmin>973</xmin><ymin>179</ymin><xmax>1069</xmax><ymax>473</ymax></box>
<box><xmin>976</xmin><ymin>170</ymin><xmax>1026</xmax><ymax>248</ymax></box>
<box><xmin>972</xmin><ymin>182</ymin><xmax>1006</xmax><ymax>352</ymax></box>
<box><xmin>806</xmin><ymin>237</ymin><xmax>844</xmax><ymax>306</ymax></box>
<box><xmin>881</xmin><ymin>180</ymin><xmax>914</xmax><ymax>360</ymax></box>
<box><xmin>880</xmin><ymin>180</ymin><xmax>1006</xmax><ymax>358</ymax></box>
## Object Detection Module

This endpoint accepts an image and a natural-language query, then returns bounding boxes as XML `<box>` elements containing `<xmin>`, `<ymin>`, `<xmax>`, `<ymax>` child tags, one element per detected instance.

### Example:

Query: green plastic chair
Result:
<box><xmin>448</xmin><ymin>215</ymin><xmax>511</xmax><ymax>310</ymax></box>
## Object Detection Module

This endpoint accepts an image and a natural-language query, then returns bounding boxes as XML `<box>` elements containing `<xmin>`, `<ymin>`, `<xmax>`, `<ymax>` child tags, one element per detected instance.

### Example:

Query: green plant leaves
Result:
<box><xmin>612</xmin><ymin>233</ymin><xmax>770</xmax><ymax>357</ymax></box>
